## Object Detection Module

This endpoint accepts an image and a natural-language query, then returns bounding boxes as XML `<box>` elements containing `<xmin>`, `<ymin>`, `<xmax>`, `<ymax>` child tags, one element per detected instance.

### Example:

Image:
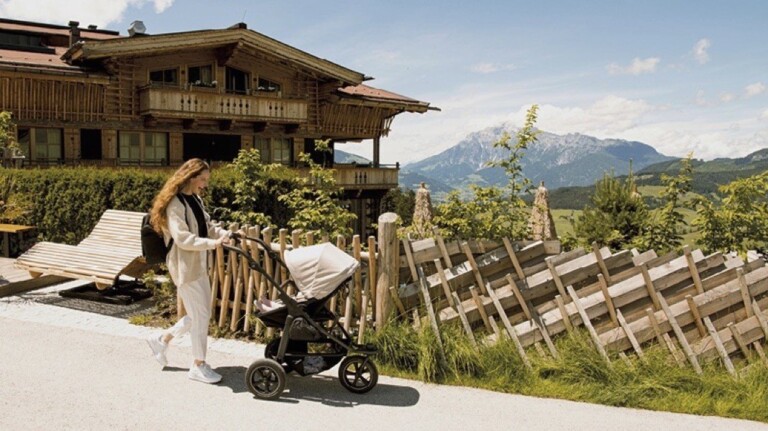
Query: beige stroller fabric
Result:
<box><xmin>284</xmin><ymin>243</ymin><xmax>359</xmax><ymax>300</ymax></box>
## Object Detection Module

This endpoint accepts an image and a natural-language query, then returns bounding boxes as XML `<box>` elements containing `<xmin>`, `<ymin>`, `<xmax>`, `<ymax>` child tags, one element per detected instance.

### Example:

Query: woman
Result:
<box><xmin>145</xmin><ymin>158</ymin><xmax>231</xmax><ymax>384</ymax></box>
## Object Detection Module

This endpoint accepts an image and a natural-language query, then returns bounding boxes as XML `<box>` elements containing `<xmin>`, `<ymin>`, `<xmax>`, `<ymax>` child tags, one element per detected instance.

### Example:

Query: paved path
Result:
<box><xmin>1</xmin><ymin>282</ymin><xmax>767</xmax><ymax>431</ymax></box>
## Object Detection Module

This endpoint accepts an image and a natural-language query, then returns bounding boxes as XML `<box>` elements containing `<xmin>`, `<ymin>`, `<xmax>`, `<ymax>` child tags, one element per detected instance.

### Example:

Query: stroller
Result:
<box><xmin>222</xmin><ymin>236</ymin><xmax>378</xmax><ymax>400</ymax></box>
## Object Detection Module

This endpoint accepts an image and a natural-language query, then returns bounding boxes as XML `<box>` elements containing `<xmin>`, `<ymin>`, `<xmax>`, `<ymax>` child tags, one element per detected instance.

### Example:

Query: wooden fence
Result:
<box><xmin>202</xmin><ymin>213</ymin><xmax>768</xmax><ymax>376</ymax></box>
<box><xmin>203</xmin><ymin>224</ymin><xmax>377</xmax><ymax>343</ymax></box>
<box><xmin>402</xmin><ymin>230</ymin><xmax>768</xmax><ymax>375</ymax></box>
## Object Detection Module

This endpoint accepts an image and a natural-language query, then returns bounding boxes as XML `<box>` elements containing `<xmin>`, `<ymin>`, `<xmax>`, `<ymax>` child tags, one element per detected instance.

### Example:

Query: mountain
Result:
<box><xmin>401</xmin><ymin>124</ymin><xmax>675</xmax><ymax>197</ymax></box>
<box><xmin>334</xmin><ymin>149</ymin><xmax>371</xmax><ymax>164</ymax></box>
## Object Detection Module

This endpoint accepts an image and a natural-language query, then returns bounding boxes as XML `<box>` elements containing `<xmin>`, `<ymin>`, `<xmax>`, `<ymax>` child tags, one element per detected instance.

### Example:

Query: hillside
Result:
<box><xmin>547</xmin><ymin>148</ymin><xmax>768</xmax><ymax>209</ymax></box>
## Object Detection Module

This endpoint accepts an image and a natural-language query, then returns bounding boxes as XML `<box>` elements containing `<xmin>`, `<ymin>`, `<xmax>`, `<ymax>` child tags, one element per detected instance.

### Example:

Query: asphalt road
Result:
<box><xmin>3</xmin><ymin>314</ymin><xmax>768</xmax><ymax>431</ymax></box>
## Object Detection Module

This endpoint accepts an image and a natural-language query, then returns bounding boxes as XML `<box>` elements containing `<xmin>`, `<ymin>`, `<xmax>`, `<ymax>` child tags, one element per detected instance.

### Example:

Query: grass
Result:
<box><xmin>367</xmin><ymin>322</ymin><xmax>768</xmax><ymax>423</ymax></box>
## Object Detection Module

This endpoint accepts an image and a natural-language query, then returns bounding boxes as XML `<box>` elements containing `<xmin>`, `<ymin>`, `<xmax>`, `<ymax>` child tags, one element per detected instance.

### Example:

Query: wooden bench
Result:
<box><xmin>14</xmin><ymin>209</ymin><xmax>153</xmax><ymax>290</ymax></box>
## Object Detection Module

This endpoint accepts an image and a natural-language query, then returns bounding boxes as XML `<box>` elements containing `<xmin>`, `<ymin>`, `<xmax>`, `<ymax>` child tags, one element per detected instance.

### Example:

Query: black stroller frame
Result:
<box><xmin>222</xmin><ymin>236</ymin><xmax>378</xmax><ymax>400</ymax></box>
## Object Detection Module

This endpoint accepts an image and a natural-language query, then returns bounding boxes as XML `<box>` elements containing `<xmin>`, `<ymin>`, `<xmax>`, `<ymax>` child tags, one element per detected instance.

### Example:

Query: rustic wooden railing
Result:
<box><xmin>202</xmin><ymin>225</ymin><xmax>377</xmax><ymax>343</ymax></box>
<box><xmin>138</xmin><ymin>86</ymin><xmax>308</xmax><ymax>122</ymax></box>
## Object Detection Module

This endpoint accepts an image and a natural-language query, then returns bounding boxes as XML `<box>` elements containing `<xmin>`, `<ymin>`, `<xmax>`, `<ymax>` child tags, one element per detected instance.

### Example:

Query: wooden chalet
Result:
<box><xmin>0</xmin><ymin>18</ymin><xmax>436</xmax><ymax>234</ymax></box>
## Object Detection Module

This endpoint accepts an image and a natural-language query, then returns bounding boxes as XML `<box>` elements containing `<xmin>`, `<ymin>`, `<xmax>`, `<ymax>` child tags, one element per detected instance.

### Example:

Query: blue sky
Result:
<box><xmin>2</xmin><ymin>0</ymin><xmax>767</xmax><ymax>164</ymax></box>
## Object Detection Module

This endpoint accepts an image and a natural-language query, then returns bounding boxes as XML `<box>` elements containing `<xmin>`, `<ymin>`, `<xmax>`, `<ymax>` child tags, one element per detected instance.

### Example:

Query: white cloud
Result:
<box><xmin>606</xmin><ymin>57</ymin><xmax>660</xmax><ymax>75</ymax></box>
<box><xmin>745</xmin><ymin>82</ymin><xmax>766</xmax><ymax>98</ymax></box>
<box><xmin>762</xmin><ymin>109</ymin><xmax>768</xmax><ymax>120</ymax></box>
<box><xmin>470</xmin><ymin>63</ymin><xmax>515</xmax><ymax>74</ymax></box>
<box><xmin>517</xmin><ymin>95</ymin><xmax>654</xmax><ymax>137</ymax></box>
<box><xmin>720</xmin><ymin>92</ymin><xmax>735</xmax><ymax>103</ymax></box>
<box><xmin>693</xmin><ymin>38</ymin><xmax>711</xmax><ymax>64</ymax></box>
<box><xmin>0</xmin><ymin>0</ymin><xmax>174</xmax><ymax>27</ymax></box>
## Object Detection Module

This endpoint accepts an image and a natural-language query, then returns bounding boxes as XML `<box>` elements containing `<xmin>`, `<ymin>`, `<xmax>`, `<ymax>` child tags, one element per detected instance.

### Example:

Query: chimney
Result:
<box><xmin>128</xmin><ymin>20</ymin><xmax>147</xmax><ymax>37</ymax></box>
<box><xmin>68</xmin><ymin>20</ymin><xmax>81</xmax><ymax>46</ymax></box>
<box><xmin>87</xmin><ymin>24</ymin><xmax>98</xmax><ymax>30</ymax></box>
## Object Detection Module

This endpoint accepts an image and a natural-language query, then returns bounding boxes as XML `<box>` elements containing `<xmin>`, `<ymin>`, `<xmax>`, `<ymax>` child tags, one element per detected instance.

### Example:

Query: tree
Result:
<box><xmin>381</xmin><ymin>188</ymin><xmax>415</xmax><ymax>225</ymax></box>
<box><xmin>569</xmin><ymin>170</ymin><xmax>648</xmax><ymax>250</ymax></box>
<box><xmin>433</xmin><ymin>104</ymin><xmax>539</xmax><ymax>240</ymax></box>
<box><xmin>278</xmin><ymin>139</ymin><xmax>357</xmax><ymax>238</ymax></box>
<box><xmin>693</xmin><ymin>171</ymin><xmax>768</xmax><ymax>255</ymax></box>
<box><xmin>214</xmin><ymin>149</ymin><xmax>295</xmax><ymax>226</ymax></box>
<box><xmin>0</xmin><ymin>111</ymin><xmax>21</xmax><ymax>167</ymax></box>
<box><xmin>434</xmin><ymin>185</ymin><xmax>523</xmax><ymax>239</ymax></box>
<box><xmin>633</xmin><ymin>155</ymin><xmax>693</xmax><ymax>253</ymax></box>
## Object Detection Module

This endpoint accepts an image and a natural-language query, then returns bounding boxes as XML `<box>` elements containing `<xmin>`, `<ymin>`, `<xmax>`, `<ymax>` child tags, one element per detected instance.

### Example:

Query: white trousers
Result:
<box><xmin>165</xmin><ymin>276</ymin><xmax>212</xmax><ymax>362</ymax></box>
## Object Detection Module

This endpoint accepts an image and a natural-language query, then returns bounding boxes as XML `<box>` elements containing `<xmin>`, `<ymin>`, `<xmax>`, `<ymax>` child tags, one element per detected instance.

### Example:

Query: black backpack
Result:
<box><xmin>141</xmin><ymin>195</ymin><xmax>187</xmax><ymax>265</ymax></box>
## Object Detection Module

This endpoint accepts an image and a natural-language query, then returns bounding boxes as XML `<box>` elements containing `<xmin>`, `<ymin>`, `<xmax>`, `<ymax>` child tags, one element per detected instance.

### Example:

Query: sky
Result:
<box><xmin>1</xmin><ymin>0</ymin><xmax>767</xmax><ymax>165</ymax></box>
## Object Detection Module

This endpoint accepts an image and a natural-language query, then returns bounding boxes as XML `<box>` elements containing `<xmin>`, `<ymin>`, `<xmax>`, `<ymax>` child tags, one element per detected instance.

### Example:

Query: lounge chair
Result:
<box><xmin>15</xmin><ymin>209</ymin><xmax>152</xmax><ymax>290</ymax></box>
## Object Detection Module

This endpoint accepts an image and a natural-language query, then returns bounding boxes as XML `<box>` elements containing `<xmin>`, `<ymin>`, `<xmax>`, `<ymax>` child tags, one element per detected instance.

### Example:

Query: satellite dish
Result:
<box><xmin>128</xmin><ymin>21</ymin><xmax>146</xmax><ymax>36</ymax></box>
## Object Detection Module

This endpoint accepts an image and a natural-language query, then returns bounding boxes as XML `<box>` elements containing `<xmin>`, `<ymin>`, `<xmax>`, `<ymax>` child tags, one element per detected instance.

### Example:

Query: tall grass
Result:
<box><xmin>368</xmin><ymin>323</ymin><xmax>768</xmax><ymax>423</ymax></box>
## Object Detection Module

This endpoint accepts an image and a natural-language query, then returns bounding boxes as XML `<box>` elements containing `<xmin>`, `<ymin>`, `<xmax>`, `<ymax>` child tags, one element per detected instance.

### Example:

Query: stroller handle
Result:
<box><xmin>220</xmin><ymin>240</ymin><xmax>298</xmax><ymax>306</ymax></box>
<box><xmin>225</xmin><ymin>234</ymin><xmax>287</xmax><ymax>269</ymax></box>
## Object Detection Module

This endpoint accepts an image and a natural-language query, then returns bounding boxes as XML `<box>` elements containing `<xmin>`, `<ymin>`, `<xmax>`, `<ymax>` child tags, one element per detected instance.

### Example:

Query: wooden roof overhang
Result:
<box><xmin>334</xmin><ymin>84</ymin><xmax>438</xmax><ymax>113</ymax></box>
<box><xmin>0</xmin><ymin>47</ymin><xmax>110</xmax><ymax>82</ymax></box>
<box><xmin>63</xmin><ymin>27</ymin><xmax>366</xmax><ymax>85</ymax></box>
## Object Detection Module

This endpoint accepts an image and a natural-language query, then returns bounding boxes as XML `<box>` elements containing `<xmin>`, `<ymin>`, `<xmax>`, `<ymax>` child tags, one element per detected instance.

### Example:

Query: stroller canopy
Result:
<box><xmin>284</xmin><ymin>243</ymin><xmax>359</xmax><ymax>300</ymax></box>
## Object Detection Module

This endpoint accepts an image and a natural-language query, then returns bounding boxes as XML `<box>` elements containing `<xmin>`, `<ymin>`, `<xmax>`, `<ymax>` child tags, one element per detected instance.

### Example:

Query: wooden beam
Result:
<box><xmin>452</xmin><ymin>291</ymin><xmax>477</xmax><ymax>347</ymax></box>
<box><xmin>567</xmin><ymin>285</ymin><xmax>611</xmax><ymax>366</ymax></box>
<box><xmin>703</xmin><ymin>316</ymin><xmax>736</xmax><ymax>376</ymax></box>
<box><xmin>219</xmin><ymin>119</ymin><xmax>235</xmax><ymax>131</ymax></box>
<box><xmin>215</xmin><ymin>42</ymin><xmax>240</xmax><ymax>67</ymax></box>
<box><xmin>657</xmin><ymin>292</ymin><xmax>702</xmax><ymax>374</ymax></box>
<box><xmin>737</xmin><ymin>268</ymin><xmax>754</xmax><ymax>317</ymax></box>
<box><xmin>683</xmin><ymin>245</ymin><xmax>704</xmax><ymax>295</ymax></box>
<box><xmin>143</xmin><ymin>114</ymin><xmax>157</xmax><ymax>128</ymax></box>
<box><xmin>182</xmin><ymin>118</ymin><xmax>197</xmax><ymax>129</ymax></box>
<box><xmin>598</xmin><ymin>273</ymin><xmax>617</xmax><ymax>326</ymax></box>
<box><xmin>592</xmin><ymin>242</ymin><xmax>612</xmax><ymax>284</ymax></box>
<box><xmin>685</xmin><ymin>295</ymin><xmax>707</xmax><ymax>337</ymax></box>
<box><xmin>487</xmin><ymin>285</ymin><xmax>531</xmax><ymax>369</ymax></box>
<box><xmin>617</xmin><ymin>309</ymin><xmax>645</xmax><ymax>360</ymax></box>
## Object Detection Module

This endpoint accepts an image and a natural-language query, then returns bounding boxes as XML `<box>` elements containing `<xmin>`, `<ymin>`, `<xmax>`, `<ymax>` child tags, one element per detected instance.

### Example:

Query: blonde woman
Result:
<box><xmin>145</xmin><ymin>158</ymin><xmax>232</xmax><ymax>384</ymax></box>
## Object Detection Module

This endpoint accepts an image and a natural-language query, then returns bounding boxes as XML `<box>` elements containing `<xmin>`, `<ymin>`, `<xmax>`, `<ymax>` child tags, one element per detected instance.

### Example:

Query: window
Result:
<box><xmin>225</xmin><ymin>67</ymin><xmax>249</xmax><ymax>94</ymax></box>
<box><xmin>256</xmin><ymin>77</ymin><xmax>281</xmax><ymax>93</ymax></box>
<box><xmin>34</xmin><ymin>128</ymin><xmax>62</xmax><ymax>161</ymax></box>
<box><xmin>254</xmin><ymin>138</ymin><xmax>270</xmax><ymax>162</ymax></box>
<box><xmin>188</xmin><ymin>64</ymin><xmax>214</xmax><ymax>87</ymax></box>
<box><xmin>118</xmin><ymin>132</ymin><xmax>167</xmax><ymax>165</ymax></box>
<box><xmin>254</xmin><ymin>137</ymin><xmax>292</xmax><ymax>165</ymax></box>
<box><xmin>273</xmin><ymin>138</ymin><xmax>292</xmax><ymax>164</ymax></box>
<box><xmin>144</xmin><ymin>132</ymin><xmax>168</xmax><ymax>164</ymax></box>
<box><xmin>17</xmin><ymin>128</ymin><xmax>30</xmax><ymax>158</ymax></box>
<box><xmin>119</xmin><ymin>131</ymin><xmax>141</xmax><ymax>163</ymax></box>
<box><xmin>149</xmin><ymin>68</ymin><xmax>178</xmax><ymax>87</ymax></box>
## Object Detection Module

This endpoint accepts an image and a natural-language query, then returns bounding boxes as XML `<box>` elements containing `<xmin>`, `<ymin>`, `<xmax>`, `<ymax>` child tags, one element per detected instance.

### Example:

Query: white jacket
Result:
<box><xmin>163</xmin><ymin>195</ymin><xmax>229</xmax><ymax>286</ymax></box>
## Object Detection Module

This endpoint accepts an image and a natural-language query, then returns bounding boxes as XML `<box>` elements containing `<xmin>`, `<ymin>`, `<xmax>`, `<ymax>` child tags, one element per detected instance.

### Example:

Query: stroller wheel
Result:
<box><xmin>246</xmin><ymin>358</ymin><xmax>286</xmax><ymax>400</ymax></box>
<box><xmin>338</xmin><ymin>355</ymin><xmax>378</xmax><ymax>394</ymax></box>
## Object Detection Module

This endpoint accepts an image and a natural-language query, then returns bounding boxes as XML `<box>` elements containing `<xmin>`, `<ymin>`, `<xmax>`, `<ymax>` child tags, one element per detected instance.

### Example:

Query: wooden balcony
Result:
<box><xmin>296</xmin><ymin>164</ymin><xmax>399</xmax><ymax>190</ymax></box>
<box><xmin>138</xmin><ymin>86</ymin><xmax>308</xmax><ymax>123</ymax></box>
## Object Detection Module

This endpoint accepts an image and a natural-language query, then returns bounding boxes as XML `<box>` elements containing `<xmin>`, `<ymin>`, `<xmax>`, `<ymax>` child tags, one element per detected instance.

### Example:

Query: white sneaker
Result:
<box><xmin>188</xmin><ymin>362</ymin><xmax>222</xmax><ymax>384</ymax></box>
<box><xmin>146</xmin><ymin>334</ymin><xmax>168</xmax><ymax>367</ymax></box>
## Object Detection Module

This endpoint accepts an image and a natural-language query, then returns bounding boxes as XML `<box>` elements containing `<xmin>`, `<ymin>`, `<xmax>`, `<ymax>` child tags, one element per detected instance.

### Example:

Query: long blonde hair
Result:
<box><xmin>150</xmin><ymin>158</ymin><xmax>210</xmax><ymax>233</ymax></box>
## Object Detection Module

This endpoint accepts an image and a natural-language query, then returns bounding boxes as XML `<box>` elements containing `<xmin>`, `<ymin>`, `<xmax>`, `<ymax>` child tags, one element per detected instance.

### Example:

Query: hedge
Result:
<box><xmin>0</xmin><ymin>166</ymin><xmax>291</xmax><ymax>244</ymax></box>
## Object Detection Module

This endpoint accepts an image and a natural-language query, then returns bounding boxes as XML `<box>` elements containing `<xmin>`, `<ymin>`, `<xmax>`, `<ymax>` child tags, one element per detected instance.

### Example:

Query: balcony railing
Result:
<box><xmin>295</xmin><ymin>164</ymin><xmax>400</xmax><ymax>189</ymax></box>
<box><xmin>138</xmin><ymin>86</ymin><xmax>308</xmax><ymax>122</ymax></box>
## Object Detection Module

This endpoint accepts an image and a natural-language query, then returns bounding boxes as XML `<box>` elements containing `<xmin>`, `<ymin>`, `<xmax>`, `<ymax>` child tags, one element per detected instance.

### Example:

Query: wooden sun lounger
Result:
<box><xmin>15</xmin><ymin>209</ymin><xmax>153</xmax><ymax>290</ymax></box>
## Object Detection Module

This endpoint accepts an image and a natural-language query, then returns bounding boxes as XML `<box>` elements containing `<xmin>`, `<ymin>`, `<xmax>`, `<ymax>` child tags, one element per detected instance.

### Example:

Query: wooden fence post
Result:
<box><xmin>376</xmin><ymin>212</ymin><xmax>398</xmax><ymax>330</ymax></box>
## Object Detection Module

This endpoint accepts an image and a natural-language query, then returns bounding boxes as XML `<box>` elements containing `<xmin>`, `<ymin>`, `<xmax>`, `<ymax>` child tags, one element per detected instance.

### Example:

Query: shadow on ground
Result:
<box><xmin>209</xmin><ymin>365</ymin><xmax>420</xmax><ymax>407</ymax></box>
